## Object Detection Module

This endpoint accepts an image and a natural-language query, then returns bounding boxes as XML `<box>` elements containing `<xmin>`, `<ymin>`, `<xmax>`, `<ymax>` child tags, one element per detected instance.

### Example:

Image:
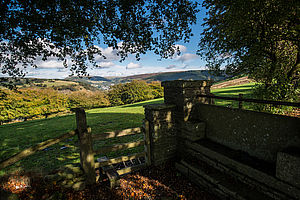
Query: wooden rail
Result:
<box><xmin>117</xmin><ymin>163</ymin><xmax>146</xmax><ymax>176</ymax></box>
<box><xmin>1</xmin><ymin>107</ymin><xmax>150</xmax><ymax>188</ymax></box>
<box><xmin>94</xmin><ymin>152</ymin><xmax>146</xmax><ymax>169</ymax></box>
<box><xmin>0</xmin><ymin>130</ymin><xmax>76</xmax><ymax>170</ymax></box>
<box><xmin>92</xmin><ymin>125</ymin><xmax>149</xmax><ymax>184</ymax></box>
<box><xmin>144</xmin><ymin>120</ymin><xmax>151</xmax><ymax>165</ymax></box>
<box><xmin>92</xmin><ymin>127</ymin><xmax>142</xmax><ymax>141</ymax></box>
<box><xmin>197</xmin><ymin>94</ymin><xmax>300</xmax><ymax>108</ymax></box>
<box><xmin>94</xmin><ymin>141</ymin><xmax>145</xmax><ymax>155</ymax></box>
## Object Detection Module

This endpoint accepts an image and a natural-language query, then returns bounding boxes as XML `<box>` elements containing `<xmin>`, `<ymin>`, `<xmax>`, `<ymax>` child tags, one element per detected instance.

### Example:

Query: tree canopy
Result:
<box><xmin>198</xmin><ymin>0</ymin><xmax>299</xmax><ymax>102</ymax></box>
<box><xmin>0</xmin><ymin>0</ymin><xmax>198</xmax><ymax>78</ymax></box>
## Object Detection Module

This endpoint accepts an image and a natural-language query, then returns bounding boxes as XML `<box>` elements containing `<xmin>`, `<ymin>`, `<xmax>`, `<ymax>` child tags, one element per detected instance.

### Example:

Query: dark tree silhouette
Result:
<box><xmin>0</xmin><ymin>0</ymin><xmax>198</xmax><ymax>78</ymax></box>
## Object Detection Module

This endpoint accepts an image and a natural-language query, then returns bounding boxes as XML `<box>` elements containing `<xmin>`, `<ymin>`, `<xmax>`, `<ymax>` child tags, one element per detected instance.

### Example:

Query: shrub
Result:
<box><xmin>0</xmin><ymin>88</ymin><xmax>69</xmax><ymax>121</ymax></box>
<box><xmin>149</xmin><ymin>81</ymin><xmax>164</xmax><ymax>98</ymax></box>
<box><xmin>68</xmin><ymin>90</ymin><xmax>110</xmax><ymax>109</ymax></box>
<box><xmin>108</xmin><ymin>80</ymin><xmax>155</xmax><ymax>106</ymax></box>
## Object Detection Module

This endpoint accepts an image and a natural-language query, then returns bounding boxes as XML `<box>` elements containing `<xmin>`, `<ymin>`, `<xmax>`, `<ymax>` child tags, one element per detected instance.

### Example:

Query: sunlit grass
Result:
<box><xmin>212</xmin><ymin>82</ymin><xmax>257</xmax><ymax>109</ymax></box>
<box><xmin>0</xmin><ymin>83</ymin><xmax>257</xmax><ymax>176</ymax></box>
<box><xmin>0</xmin><ymin>98</ymin><xmax>163</xmax><ymax>176</ymax></box>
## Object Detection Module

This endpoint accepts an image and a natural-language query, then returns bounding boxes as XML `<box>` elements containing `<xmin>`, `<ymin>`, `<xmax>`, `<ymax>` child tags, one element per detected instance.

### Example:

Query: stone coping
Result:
<box><xmin>162</xmin><ymin>80</ymin><xmax>213</xmax><ymax>88</ymax></box>
<box><xmin>143</xmin><ymin>104</ymin><xmax>176</xmax><ymax>110</ymax></box>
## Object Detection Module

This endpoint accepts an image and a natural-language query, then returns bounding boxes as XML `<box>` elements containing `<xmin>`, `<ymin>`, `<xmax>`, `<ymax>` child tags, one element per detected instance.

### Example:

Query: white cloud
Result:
<box><xmin>26</xmin><ymin>68</ymin><xmax>70</xmax><ymax>79</ymax></box>
<box><xmin>98</xmin><ymin>62</ymin><xmax>115</xmax><ymax>68</ymax></box>
<box><xmin>126</xmin><ymin>62</ymin><xmax>142</xmax><ymax>69</ymax></box>
<box><xmin>219</xmin><ymin>52</ymin><xmax>233</xmax><ymax>59</ymax></box>
<box><xmin>94</xmin><ymin>46</ymin><xmax>120</xmax><ymax>62</ymax></box>
<box><xmin>176</xmin><ymin>53</ymin><xmax>198</xmax><ymax>63</ymax></box>
<box><xmin>175</xmin><ymin>44</ymin><xmax>187</xmax><ymax>53</ymax></box>
<box><xmin>37</xmin><ymin>59</ymin><xmax>65</xmax><ymax>69</ymax></box>
<box><xmin>167</xmin><ymin>65</ymin><xmax>179</xmax><ymax>69</ymax></box>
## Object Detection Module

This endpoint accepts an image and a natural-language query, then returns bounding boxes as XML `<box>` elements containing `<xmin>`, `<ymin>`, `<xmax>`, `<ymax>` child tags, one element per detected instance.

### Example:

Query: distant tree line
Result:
<box><xmin>0</xmin><ymin>81</ymin><xmax>163</xmax><ymax>123</ymax></box>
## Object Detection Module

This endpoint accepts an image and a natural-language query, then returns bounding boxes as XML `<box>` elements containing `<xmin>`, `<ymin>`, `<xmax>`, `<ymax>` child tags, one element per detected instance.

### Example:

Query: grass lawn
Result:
<box><xmin>0</xmin><ymin>98</ymin><xmax>164</xmax><ymax>176</ymax></box>
<box><xmin>211</xmin><ymin>82</ymin><xmax>257</xmax><ymax>109</ymax></box>
<box><xmin>0</xmin><ymin>83</ymin><xmax>256</xmax><ymax>176</ymax></box>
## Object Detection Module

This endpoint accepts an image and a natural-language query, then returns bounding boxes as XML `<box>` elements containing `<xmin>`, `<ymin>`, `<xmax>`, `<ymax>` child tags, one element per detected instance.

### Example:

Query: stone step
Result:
<box><xmin>180</xmin><ymin>139</ymin><xmax>300</xmax><ymax>200</ymax></box>
<box><xmin>176</xmin><ymin>159</ymin><xmax>273</xmax><ymax>200</ymax></box>
<box><xmin>96</xmin><ymin>155</ymin><xmax>146</xmax><ymax>188</ymax></box>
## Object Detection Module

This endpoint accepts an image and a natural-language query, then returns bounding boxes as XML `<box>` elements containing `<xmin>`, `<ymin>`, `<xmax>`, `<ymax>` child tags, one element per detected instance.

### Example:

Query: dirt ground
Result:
<box><xmin>0</xmin><ymin>162</ymin><xmax>219</xmax><ymax>200</ymax></box>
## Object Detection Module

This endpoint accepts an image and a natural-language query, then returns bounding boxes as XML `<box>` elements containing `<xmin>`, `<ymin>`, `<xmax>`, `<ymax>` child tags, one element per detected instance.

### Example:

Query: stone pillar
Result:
<box><xmin>161</xmin><ymin>80</ymin><xmax>212</xmax><ymax>156</ymax></box>
<box><xmin>144</xmin><ymin>104</ymin><xmax>176</xmax><ymax>166</ymax></box>
<box><xmin>162</xmin><ymin>80</ymin><xmax>212</xmax><ymax>122</ymax></box>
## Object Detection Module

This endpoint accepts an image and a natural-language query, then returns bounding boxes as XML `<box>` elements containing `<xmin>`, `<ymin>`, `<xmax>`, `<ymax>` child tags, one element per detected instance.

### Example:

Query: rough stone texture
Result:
<box><xmin>276</xmin><ymin>148</ymin><xmax>300</xmax><ymax>188</ymax></box>
<box><xmin>144</xmin><ymin>104</ymin><xmax>177</xmax><ymax>166</ymax></box>
<box><xmin>192</xmin><ymin>103</ymin><xmax>300</xmax><ymax>163</ymax></box>
<box><xmin>161</xmin><ymin>80</ymin><xmax>212</xmax><ymax>162</ymax></box>
<box><xmin>162</xmin><ymin>80</ymin><xmax>212</xmax><ymax>122</ymax></box>
<box><xmin>151</xmin><ymin>80</ymin><xmax>300</xmax><ymax>199</ymax></box>
<box><xmin>182</xmin><ymin>140</ymin><xmax>300</xmax><ymax>200</ymax></box>
<box><xmin>179</xmin><ymin>121</ymin><xmax>206</xmax><ymax>141</ymax></box>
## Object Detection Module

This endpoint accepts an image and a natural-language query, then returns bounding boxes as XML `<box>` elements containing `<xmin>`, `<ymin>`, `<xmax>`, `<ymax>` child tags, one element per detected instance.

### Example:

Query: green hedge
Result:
<box><xmin>108</xmin><ymin>80</ymin><xmax>163</xmax><ymax>106</ymax></box>
<box><xmin>0</xmin><ymin>88</ymin><xmax>110</xmax><ymax>122</ymax></box>
<box><xmin>0</xmin><ymin>81</ymin><xmax>163</xmax><ymax>122</ymax></box>
<box><xmin>0</xmin><ymin>88</ymin><xmax>69</xmax><ymax>121</ymax></box>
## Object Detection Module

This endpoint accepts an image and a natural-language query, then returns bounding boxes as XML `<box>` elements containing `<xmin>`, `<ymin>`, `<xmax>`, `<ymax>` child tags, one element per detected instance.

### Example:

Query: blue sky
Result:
<box><xmin>26</xmin><ymin>3</ymin><xmax>208</xmax><ymax>79</ymax></box>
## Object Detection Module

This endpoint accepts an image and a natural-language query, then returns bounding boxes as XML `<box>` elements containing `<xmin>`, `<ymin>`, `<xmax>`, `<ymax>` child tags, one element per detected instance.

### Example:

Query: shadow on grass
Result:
<box><xmin>0</xmin><ymin>112</ymin><xmax>145</xmax><ymax>177</ymax></box>
<box><xmin>122</xmin><ymin>98</ymin><xmax>164</xmax><ymax>108</ymax></box>
<box><xmin>212</xmin><ymin>87</ymin><xmax>255</xmax><ymax>96</ymax></box>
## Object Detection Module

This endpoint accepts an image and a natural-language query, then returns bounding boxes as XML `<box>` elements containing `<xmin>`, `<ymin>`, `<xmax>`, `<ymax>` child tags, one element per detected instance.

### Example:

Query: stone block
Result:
<box><xmin>162</xmin><ymin>80</ymin><xmax>212</xmax><ymax>89</ymax></box>
<box><xmin>181</xmin><ymin>121</ymin><xmax>206</xmax><ymax>133</ymax></box>
<box><xmin>178</xmin><ymin>121</ymin><xmax>206</xmax><ymax>141</ymax></box>
<box><xmin>151</xmin><ymin>122</ymin><xmax>174</xmax><ymax>135</ymax></box>
<box><xmin>145</xmin><ymin>109</ymin><xmax>174</xmax><ymax>123</ymax></box>
<box><xmin>276</xmin><ymin>148</ymin><xmax>300</xmax><ymax>188</ymax></box>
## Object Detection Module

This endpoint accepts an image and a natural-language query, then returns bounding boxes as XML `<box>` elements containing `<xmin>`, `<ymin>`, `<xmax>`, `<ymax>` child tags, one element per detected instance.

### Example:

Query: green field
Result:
<box><xmin>212</xmin><ymin>82</ymin><xmax>256</xmax><ymax>109</ymax></box>
<box><xmin>0</xmin><ymin>83</ymin><xmax>255</xmax><ymax>176</ymax></box>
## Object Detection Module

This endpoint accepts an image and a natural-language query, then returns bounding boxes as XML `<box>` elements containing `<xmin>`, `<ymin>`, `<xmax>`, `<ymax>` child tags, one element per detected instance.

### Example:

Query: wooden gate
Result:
<box><xmin>74</xmin><ymin>108</ymin><xmax>151</xmax><ymax>186</ymax></box>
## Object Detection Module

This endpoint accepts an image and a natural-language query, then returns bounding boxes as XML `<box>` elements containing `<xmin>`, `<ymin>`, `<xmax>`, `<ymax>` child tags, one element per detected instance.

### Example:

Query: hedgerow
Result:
<box><xmin>108</xmin><ymin>80</ymin><xmax>163</xmax><ymax>106</ymax></box>
<box><xmin>0</xmin><ymin>81</ymin><xmax>163</xmax><ymax>123</ymax></box>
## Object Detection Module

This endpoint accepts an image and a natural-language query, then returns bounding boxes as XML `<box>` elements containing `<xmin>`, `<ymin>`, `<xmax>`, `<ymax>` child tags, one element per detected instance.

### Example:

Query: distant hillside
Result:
<box><xmin>111</xmin><ymin>70</ymin><xmax>230</xmax><ymax>83</ymax></box>
<box><xmin>1</xmin><ymin>70</ymin><xmax>230</xmax><ymax>90</ymax></box>
<box><xmin>66</xmin><ymin>76</ymin><xmax>111</xmax><ymax>82</ymax></box>
<box><xmin>144</xmin><ymin>70</ymin><xmax>228</xmax><ymax>82</ymax></box>
<box><xmin>212</xmin><ymin>76</ymin><xmax>254</xmax><ymax>89</ymax></box>
<box><xmin>0</xmin><ymin>77</ymin><xmax>99</xmax><ymax>91</ymax></box>
<box><xmin>61</xmin><ymin>70</ymin><xmax>231</xmax><ymax>89</ymax></box>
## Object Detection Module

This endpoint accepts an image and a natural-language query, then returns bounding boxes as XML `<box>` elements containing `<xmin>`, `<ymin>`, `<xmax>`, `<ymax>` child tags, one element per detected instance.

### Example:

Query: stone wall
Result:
<box><xmin>144</xmin><ymin>80</ymin><xmax>213</xmax><ymax>165</ymax></box>
<box><xmin>144</xmin><ymin>80</ymin><xmax>300</xmax><ymax>195</ymax></box>
<box><xmin>144</xmin><ymin>104</ymin><xmax>177</xmax><ymax>166</ymax></box>
<box><xmin>191</xmin><ymin>103</ymin><xmax>300</xmax><ymax>163</ymax></box>
<box><xmin>162</xmin><ymin>80</ymin><xmax>212</xmax><ymax>122</ymax></box>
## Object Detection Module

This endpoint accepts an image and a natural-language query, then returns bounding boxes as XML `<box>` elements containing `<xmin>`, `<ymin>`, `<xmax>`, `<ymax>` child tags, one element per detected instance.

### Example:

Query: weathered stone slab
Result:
<box><xmin>187</xmin><ymin>141</ymin><xmax>300</xmax><ymax>199</ymax></box>
<box><xmin>162</xmin><ymin>80</ymin><xmax>212</xmax><ymax>89</ymax></box>
<box><xmin>276</xmin><ymin>148</ymin><xmax>300</xmax><ymax>188</ymax></box>
<box><xmin>182</xmin><ymin>121</ymin><xmax>206</xmax><ymax>134</ymax></box>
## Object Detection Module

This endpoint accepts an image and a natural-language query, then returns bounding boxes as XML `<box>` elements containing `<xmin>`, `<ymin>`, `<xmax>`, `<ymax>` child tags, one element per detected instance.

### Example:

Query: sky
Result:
<box><xmin>24</xmin><ymin>3</ymin><xmax>208</xmax><ymax>79</ymax></box>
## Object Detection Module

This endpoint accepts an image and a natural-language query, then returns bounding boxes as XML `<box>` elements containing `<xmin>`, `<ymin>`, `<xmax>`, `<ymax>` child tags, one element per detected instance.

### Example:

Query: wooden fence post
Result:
<box><xmin>75</xmin><ymin>108</ymin><xmax>96</xmax><ymax>184</ymax></box>
<box><xmin>238</xmin><ymin>94</ymin><xmax>243</xmax><ymax>109</ymax></box>
<box><xmin>144</xmin><ymin>120</ymin><xmax>152</xmax><ymax>166</ymax></box>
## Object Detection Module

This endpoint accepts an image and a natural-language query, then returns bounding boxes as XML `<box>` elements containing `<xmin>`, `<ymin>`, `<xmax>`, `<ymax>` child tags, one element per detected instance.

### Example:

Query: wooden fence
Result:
<box><xmin>0</xmin><ymin>108</ymin><xmax>151</xmax><ymax>185</ymax></box>
<box><xmin>197</xmin><ymin>94</ymin><xmax>300</xmax><ymax>108</ymax></box>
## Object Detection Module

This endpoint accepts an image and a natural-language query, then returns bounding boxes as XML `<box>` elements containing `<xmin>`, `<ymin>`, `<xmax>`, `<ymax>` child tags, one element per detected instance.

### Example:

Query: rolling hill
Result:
<box><xmin>64</xmin><ymin>70</ymin><xmax>230</xmax><ymax>89</ymax></box>
<box><xmin>1</xmin><ymin>70</ymin><xmax>231</xmax><ymax>90</ymax></box>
